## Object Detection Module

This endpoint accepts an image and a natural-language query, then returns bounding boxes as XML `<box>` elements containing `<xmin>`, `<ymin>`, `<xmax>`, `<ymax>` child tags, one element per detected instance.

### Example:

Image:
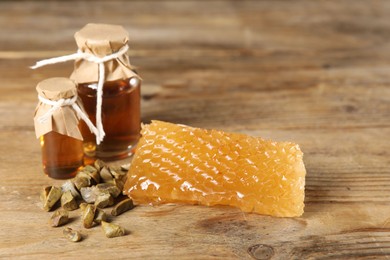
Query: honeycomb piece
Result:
<box><xmin>124</xmin><ymin>121</ymin><xmax>306</xmax><ymax>217</ymax></box>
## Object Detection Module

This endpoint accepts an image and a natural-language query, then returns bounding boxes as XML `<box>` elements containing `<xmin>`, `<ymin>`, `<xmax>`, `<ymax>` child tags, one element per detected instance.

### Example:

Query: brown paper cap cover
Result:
<box><xmin>34</xmin><ymin>77</ymin><xmax>83</xmax><ymax>140</ymax></box>
<box><xmin>36</xmin><ymin>77</ymin><xmax>77</xmax><ymax>100</ymax></box>
<box><xmin>71</xmin><ymin>23</ymin><xmax>139</xmax><ymax>84</ymax></box>
<box><xmin>74</xmin><ymin>23</ymin><xmax>129</xmax><ymax>57</ymax></box>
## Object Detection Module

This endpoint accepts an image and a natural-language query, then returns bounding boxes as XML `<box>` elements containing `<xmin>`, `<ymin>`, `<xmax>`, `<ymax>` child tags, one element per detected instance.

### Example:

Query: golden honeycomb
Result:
<box><xmin>124</xmin><ymin>121</ymin><xmax>306</xmax><ymax>217</ymax></box>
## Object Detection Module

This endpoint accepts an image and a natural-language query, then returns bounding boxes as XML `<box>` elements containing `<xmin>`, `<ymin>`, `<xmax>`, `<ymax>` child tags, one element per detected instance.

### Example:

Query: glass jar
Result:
<box><xmin>34</xmin><ymin>77</ymin><xmax>85</xmax><ymax>179</ymax></box>
<box><xmin>71</xmin><ymin>23</ymin><xmax>142</xmax><ymax>161</ymax></box>
<box><xmin>40</xmin><ymin>131</ymin><xmax>84</xmax><ymax>179</ymax></box>
<box><xmin>78</xmin><ymin>77</ymin><xmax>141</xmax><ymax>160</ymax></box>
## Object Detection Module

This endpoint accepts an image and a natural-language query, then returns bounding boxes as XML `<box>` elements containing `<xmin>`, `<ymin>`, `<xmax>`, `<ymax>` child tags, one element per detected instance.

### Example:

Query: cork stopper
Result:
<box><xmin>36</xmin><ymin>77</ymin><xmax>77</xmax><ymax>101</ymax></box>
<box><xmin>74</xmin><ymin>23</ymin><xmax>129</xmax><ymax>57</ymax></box>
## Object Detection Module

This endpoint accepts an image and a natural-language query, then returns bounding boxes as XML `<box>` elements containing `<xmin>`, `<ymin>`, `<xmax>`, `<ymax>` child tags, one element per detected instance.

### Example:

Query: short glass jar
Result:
<box><xmin>34</xmin><ymin>78</ymin><xmax>85</xmax><ymax>179</ymax></box>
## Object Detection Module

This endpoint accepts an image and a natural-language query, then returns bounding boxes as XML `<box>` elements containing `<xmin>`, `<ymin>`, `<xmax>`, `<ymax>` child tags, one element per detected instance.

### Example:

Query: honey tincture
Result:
<box><xmin>77</xmin><ymin>76</ymin><xmax>140</xmax><ymax>161</ymax></box>
<box><xmin>71</xmin><ymin>23</ymin><xmax>141</xmax><ymax>160</ymax></box>
<box><xmin>39</xmin><ymin>132</ymin><xmax>83</xmax><ymax>179</ymax></box>
<box><xmin>34</xmin><ymin>78</ymin><xmax>95</xmax><ymax>179</ymax></box>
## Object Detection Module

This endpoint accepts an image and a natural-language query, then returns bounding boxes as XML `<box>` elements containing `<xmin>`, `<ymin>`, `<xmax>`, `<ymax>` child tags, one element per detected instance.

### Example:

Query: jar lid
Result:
<box><xmin>36</xmin><ymin>77</ymin><xmax>77</xmax><ymax>101</ymax></box>
<box><xmin>74</xmin><ymin>23</ymin><xmax>129</xmax><ymax>57</ymax></box>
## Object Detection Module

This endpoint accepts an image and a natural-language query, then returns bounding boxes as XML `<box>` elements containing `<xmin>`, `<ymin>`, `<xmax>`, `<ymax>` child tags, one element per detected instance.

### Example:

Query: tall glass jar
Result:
<box><xmin>78</xmin><ymin>77</ymin><xmax>141</xmax><ymax>160</ymax></box>
<box><xmin>71</xmin><ymin>23</ymin><xmax>141</xmax><ymax>160</ymax></box>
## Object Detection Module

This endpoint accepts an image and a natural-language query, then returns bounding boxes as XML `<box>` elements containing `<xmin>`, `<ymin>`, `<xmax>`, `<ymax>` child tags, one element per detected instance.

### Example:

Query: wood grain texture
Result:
<box><xmin>1</xmin><ymin>0</ymin><xmax>390</xmax><ymax>259</ymax></box>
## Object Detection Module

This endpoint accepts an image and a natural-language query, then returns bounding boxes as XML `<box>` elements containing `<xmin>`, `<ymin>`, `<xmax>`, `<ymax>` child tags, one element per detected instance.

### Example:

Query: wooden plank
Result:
<box><xmin>1</xmin><ymin>0</ymin><xmax>390</xmax><ymax>259</ymax></box>
<box><xmin>0</xmin><ymin>0</ymin><xmax>389</xmax><ymax>52</ymax></box>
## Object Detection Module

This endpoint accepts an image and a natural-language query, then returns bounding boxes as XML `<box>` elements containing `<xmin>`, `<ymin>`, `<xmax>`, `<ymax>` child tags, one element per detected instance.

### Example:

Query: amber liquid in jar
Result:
<box><xmin>40</xmin><ymin>131</ymin><xmax>84</xmax><ymax>179</ymax></box>
<box><xmin>78</xmin><ymin>78</ymin><xmax>141</xmax><ymax>160</ymax></box>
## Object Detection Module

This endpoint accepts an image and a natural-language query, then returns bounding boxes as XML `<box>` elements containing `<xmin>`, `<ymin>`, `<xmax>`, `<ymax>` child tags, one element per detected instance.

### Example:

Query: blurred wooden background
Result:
<box><xmin>1</xmin><ymin>1</ymin><xmax>390</xmax><ymax>259</ymax></box>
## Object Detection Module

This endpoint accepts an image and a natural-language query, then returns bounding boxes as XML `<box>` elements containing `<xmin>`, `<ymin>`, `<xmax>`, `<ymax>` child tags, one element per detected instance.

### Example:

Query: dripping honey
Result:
<box><xmin>78</xmin><ymin>78</ymin><xmax>141</xmax><ymax>160</ymax></box>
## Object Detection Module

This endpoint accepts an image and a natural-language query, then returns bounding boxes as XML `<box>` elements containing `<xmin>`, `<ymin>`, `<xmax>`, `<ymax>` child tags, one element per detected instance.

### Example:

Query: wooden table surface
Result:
<box><xmin>1</xmin><ymin>1</ymin><xmax>390</xmax><ymax>259</ymax></box>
